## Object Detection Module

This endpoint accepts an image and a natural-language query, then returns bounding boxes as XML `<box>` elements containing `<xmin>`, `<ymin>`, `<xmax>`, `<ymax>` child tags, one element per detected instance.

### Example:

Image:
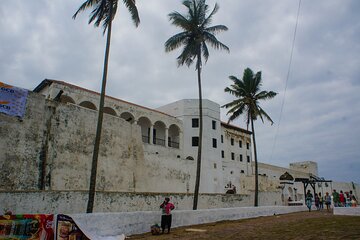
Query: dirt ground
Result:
<box><xmin>128</xmin><ymin>210</ymin><xmax>360</xmax><ymax>240</ymax></box>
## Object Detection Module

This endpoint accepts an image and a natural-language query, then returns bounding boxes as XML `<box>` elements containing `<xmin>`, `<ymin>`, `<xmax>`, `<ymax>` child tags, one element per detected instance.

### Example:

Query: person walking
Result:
<box><xmin>339</xmin><ymin>190</ymin><xmax>346</xmax><ymax>207</ymax></box>
<box><xmin>314</xmin><ymin>193</ymin><xmax>320</xmax><ymax>211</ymax></box>
<box><xmin>160</xmin><ymin>197</ymin><xmax>175</xmax><ymax>234</ymax></box>
<box><xmin>306</xmin><ymin>190</ymin><xmax>313</xmax><ymax>212</ymax></box>
<box><xmin>332</xmin><ymin>190</ymin><xmax>340</xmax><ymax>207</ymax></box>
<box><xmin>318</xmin><ymin>192</ymin><xmax>324</xmax><ymax>211</ymax></box>
<box><xmin>325</xmin><ymin>192</ymin><xmax>332</xmax><ymax>212</ymax></box>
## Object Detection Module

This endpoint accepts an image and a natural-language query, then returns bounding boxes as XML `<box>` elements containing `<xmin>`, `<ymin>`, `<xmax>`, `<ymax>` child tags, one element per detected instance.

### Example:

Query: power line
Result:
<box><xmin>269</xmin><ymin>0</ymin><xmax>302</xmax><ymax>161</ymax></box>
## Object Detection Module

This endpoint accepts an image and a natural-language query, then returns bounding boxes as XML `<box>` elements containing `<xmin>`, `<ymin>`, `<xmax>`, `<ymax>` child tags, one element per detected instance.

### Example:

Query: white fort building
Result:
<box><xmin>0</xmin><ymin>79</ymin><xmax>358</xmax><ymax>213</ymax></box>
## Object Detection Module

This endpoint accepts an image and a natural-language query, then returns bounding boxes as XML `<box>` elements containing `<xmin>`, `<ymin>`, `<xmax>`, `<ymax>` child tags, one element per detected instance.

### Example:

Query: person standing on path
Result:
<box><xmin>325</xmin><ymin>192</ymin><xmax>332</xmax><ymax>212</ymax></box>
<box><xmin>306</xmin><ymin>190</ymin><xmax>313</xmax><ymax>212</ymax></box>
<box><xmin>160</xmin><ymin>197</ymin><xmax>175</xmax><ymax>234</ymax></box>
<box><xmin>314</xmin><ymin>193</ymin><xmax>320</xmax><ymax>211</ymax></box>
<box><xmin>318</xmin><ymin>192</ymin><xmax>324</xmax><ymax>210</ymax></box>
<box><xmin>339</xmin><ymin>190</ymin><xmax>346</xmax><ymax>207</ymax></box>
<box><xmin>332</xmin><ymin>189</ymin><xmax>340</xmax><ymax>207</ymax></box>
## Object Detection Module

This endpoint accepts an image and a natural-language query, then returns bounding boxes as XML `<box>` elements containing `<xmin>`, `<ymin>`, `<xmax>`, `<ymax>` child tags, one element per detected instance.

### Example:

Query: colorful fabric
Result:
<box><xmin>0</xmin><ymin>214</ymin><xmax>54</xmax><ymax>240</ymax></box>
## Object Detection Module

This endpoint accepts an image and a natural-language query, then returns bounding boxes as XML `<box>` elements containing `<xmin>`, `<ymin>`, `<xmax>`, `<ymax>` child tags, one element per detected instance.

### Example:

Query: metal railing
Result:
<box><xmin>142</xmin><ymin>135</ymin><xmax>179</xmax><ymax>148</ymax></box>
<box><xmin>168</xmin><ymin>141</ymin><xmax>179</xmax><ymax>149</ymax></box>
<box><xmin>153</xmin><ymin>138</ymin><xmax>165</xmax><ymax>146</ymax></box>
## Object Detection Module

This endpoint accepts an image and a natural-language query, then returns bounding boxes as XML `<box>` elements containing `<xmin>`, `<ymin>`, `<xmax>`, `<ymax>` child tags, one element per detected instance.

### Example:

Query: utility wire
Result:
<box><xmin>269</xmin><ymin>0</ymin><xmax>302</xmax><ymax>161</ymax></box>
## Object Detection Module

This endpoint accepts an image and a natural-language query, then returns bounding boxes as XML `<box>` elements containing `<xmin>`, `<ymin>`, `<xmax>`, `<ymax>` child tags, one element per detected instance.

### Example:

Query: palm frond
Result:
<box><xmin>72</xmin><ymin>0</ymin><xmax>98</xmax><ymax>19</ymax></box>
<box><xmin>168</xmin><ymin>12</ymin><xmax>191</xmax><ymax>30</ymax></box>
<box><xmin>123</xmin><ymin>0</ymin><xmax>140</xmax><ymax>27</ymax></box>
<box><xmin>256</xmin><ymin>90</ymin><xmax>277</xmax><ymax>100</ymax></box>
<box><xmin>73</xmin><ymin>0</ymin><xmax>139</xmax><ymax>33</ymax></box>
<box><xmin>203</xmin><ymin>32</ymin><xmax>229</xmax><ymax>52</ymax></box>
<box><xmin>202</xmin><ymin>2</ymin><xmax>218</xmax><ymax>27</ymax></box>
<box><xmin>205</xmin><ymin>25</ymin><xmax>228</xmax><ymax>34</ymax></box>
<box><xmin>165</xmin><ymin>32</ymin><xmax>188</xmax><ymax>52</ymax></box>
<box><xmin>258</xmin><ymin>106</ymin><xmax>274</xmax><ymax>125</ymax></box>
<box><xmin>201</xmin><ymin>42</ymin><xmax>209</xmax><ymax>62</ymax></box>
<box><xmin>197</xmin><ymin>0</ymin><xmax>208</xmax><ymax>26</ymax></box>
<box><xmin>177</xmin><ymin>42</ymin><xmax>197</xmax><ymax>67</ymax></box>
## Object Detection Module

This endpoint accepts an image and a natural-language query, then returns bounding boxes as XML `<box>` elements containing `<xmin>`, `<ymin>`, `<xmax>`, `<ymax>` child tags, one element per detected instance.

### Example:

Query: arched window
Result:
<box><xmin>153</xmin><ymin>121</ymin><xmax>166</xmax><ymax>146</ymax></box>
<box><xmin>79</xmin><ymin>101</ymin><xmax>97</xmax><ymax>110</ymax></box>
<box><xmin>168</xmin><ymin>124</ymin><xmax>180</xmax><ymax>148</ymax></box>
<box><xmin>60</xmin><ymin>95</ymin><xmax>75</xmax><ymax>104</ymax></box>
<box><xmin>137</xmin><ymin>117</ymin><xmax>151</xmax><ymax>143</ymax></box>
<box><xmin>120</xmin><ymin>112</ymin><xmax>135</xmax><ymax>123</ymax></box>
<box><xmin>103</xmin><ymin>107</ymin><xmax>117</xmax><ymax>116</ymax></box>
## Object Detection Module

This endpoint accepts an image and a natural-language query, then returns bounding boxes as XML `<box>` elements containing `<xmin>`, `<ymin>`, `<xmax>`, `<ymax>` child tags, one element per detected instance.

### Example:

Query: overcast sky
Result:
<box><xmin>1</xmin><ymin>0</ymin><xmax>359</xmax><ymax>184</ymax></box>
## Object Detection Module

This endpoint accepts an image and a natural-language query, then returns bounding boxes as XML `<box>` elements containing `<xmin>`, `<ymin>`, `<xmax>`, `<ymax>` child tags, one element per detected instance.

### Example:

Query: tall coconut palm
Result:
<box><xmin>165</xmin><ymin>0</ymin><xmax>229</xmax><ymax>210</ymax></box>
<box><xmin>73</xmin><ymin>0</ymin><xmax>140</xmax><ymax>213</ymax></box>
<box><xmin>222</xmin><ymin>68</ymin><xmax>277</xmax><ymax>207</ymax></box>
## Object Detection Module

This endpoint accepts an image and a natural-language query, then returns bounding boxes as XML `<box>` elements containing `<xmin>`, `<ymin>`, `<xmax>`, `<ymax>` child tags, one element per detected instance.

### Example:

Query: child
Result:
<box><xmin>160</xmin><ymin>197</ymin><xmax>175</xmax><ymax>234</ymax></box>
<box><xmin>325</xmin><ymin>192</ymin><xmax>332</xmax><ymax>212</ymax></box>
<box><xmin>351</xmin><ymin>196</ymin><xmax>358</xmax><ymax>207</ymax></box>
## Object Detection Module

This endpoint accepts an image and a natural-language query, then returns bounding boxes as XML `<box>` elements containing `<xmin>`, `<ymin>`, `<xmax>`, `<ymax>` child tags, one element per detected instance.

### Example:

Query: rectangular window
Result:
<box><xmin>192</xmin><ymin>118</ymin><xmax>199</xmax><ymax>128</ymax></box>
<box><xmin>246</xmin><ymin>142</ymin><xmax>250</xmax><ymax>149</ymax></box>
<box><xmin>231</xmin><ymin>138</ymin><xmax>234</xmax><ymax>146</ymax></box>
<box><xmin>247</xmin><ymin>155</ymin><xmax>250</xmax><ymax>163</ymax></box>
<box><xmin>192</xmin><ymin>137</ymin><xmax>199</xmax><ymax>146</ymax></box>
<box><xmin>240</xmin><ymin>154</ymin><xmax>243</xmax><ymax>162</ymax></box>
<box><xmin>221</xmin><ymin>150</ymin><xmax>224</xmax><ymax>158</ymax></box>
<box><xmin>221</xmin><ymin>135</ymin><xmax>224</xmax><ymax>143</ymax></box>
<box><xmin>239</xmin><ymin>140</ymin><xmax>242</xmax><ymax>148</ymax></box>
<box><xmin>212</xmin><ymin>120</ymin><xmax>216</xmax><ymax>130</ymax></box>
<box><xmin>231</xmin><ymin>152</ymin><xmax>235</xmax><ymax>160</ymax></box>
<box><xmin>241</xmin><ymin>170</ymin><xmax>245</xmax><ymax>173</ymax></box>
<box><xmin>212</xmin><ymin>138</ymin><xmax>217</xmax><ymax>148</ymax></box>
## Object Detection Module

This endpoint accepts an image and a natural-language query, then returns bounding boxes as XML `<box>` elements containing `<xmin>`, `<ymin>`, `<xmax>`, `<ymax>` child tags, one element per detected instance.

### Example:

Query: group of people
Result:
<box><xmin>305</xmin><ymin>189</ymin><xmax>358</xmax><ymax>212</ymax></box>
<box><xmin>331</xmin><ymin>189</ymin><xmax>358</xmax><ymax>207</ymax></box>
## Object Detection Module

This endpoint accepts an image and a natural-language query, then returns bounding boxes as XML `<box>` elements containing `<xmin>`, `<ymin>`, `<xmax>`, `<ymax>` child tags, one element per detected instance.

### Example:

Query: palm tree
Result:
<box><xmin>73</xmin><ymin>0</ymin><xmax>140</xmax><ymax>213</ymax></box>
<box><xmin>165</xmin><ymin>0</ymin><xmax>229</xmax><ymax>210</ymax></box>
<box><xmin>222</xmin><ymin>68</ymin><xmax>277</xmax><ymax>207</ymax></box>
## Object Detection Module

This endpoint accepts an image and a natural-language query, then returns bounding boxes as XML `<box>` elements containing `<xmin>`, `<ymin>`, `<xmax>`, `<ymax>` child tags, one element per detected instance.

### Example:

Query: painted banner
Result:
<box><xmin>0</xmin><ymin>214</ymin><xmax>54</xmax><ymax>239</ymax></box>
<box><xmin>0</xmin><ymin>82</ymin><xmax>28</xmax><ymax>118</ymax></box>
<box><xmin>56</xmin><ymin>215</ymin><xmax>88</xmax><ymax>240</ymax></box>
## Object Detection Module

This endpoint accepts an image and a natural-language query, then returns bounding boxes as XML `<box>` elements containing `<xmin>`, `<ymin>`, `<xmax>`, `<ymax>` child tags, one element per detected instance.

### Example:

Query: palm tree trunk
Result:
<box><xmin>251</xmin><ymin>117</ymin><xmax>259</xmax><ymax>207</ymax></box>
<box><xmin>86</xmin><ymin>2</ymin><xmax>113</xmax><ymax>213</ymax></box>
<box><xmin>193</xmin><ymin>52</ymin><xmax>203</xmax><ymax>210</ymax></box>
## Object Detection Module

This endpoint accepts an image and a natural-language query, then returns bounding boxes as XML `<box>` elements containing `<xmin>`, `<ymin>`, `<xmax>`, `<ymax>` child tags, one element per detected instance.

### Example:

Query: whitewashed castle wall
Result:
<box><xmin>0</xmin><ymin>90</ymin><xmax>194</xmax><ymax>194</ymax></box>
<box><xmin>2</xmin><ymin>80</ymin><xmax>359</xmax><ymax>214</ymax></box>
<box><xmin>0</xmin><ymin>92</ymin><xmax>47</xmax><ymax>190</ymax></box>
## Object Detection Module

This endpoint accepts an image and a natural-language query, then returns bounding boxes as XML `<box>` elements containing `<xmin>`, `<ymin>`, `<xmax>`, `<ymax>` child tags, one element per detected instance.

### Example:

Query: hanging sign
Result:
<box><xmin>0</xmin><ymin>82</ymin><xmax>28</xmax><ymax>118</ymax></box>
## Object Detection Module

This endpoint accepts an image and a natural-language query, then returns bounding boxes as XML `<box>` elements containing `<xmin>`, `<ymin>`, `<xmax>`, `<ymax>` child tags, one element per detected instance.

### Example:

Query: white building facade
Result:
<box><xmin>1</xmin><ymin>79</ymin><xmax>358</xmax><ymax>213</ymax></box>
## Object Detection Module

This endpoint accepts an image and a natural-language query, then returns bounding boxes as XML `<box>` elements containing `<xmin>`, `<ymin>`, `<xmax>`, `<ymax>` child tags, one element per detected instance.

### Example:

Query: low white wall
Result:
<box><xmin>70</xmin><ymin>206</ymin><xmax>307</xmax><ymax>237</ymax></box>
<box><xmin>1</xmin><ymin>190</ymin><xmax>286</xmax><ymax>214</ymax></box>
<box><xmin>333</xmin><ymin>207</ymin><xmax>360</xmax><ymax>216</ymax></box>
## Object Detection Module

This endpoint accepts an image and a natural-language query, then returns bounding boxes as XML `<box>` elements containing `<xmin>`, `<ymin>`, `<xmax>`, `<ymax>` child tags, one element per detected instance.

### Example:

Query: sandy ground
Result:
<box><xmin>128</xmin><ymin>210</ymin><xmax>360</xmax><ymax>239</ymax></box>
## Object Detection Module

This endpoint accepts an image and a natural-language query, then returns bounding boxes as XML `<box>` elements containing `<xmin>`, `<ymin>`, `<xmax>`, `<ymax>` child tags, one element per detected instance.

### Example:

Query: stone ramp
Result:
<box><xmin>69</xmin><ymin>206</ymin><xmax>307</xmax><ymax>238</ymax></box>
